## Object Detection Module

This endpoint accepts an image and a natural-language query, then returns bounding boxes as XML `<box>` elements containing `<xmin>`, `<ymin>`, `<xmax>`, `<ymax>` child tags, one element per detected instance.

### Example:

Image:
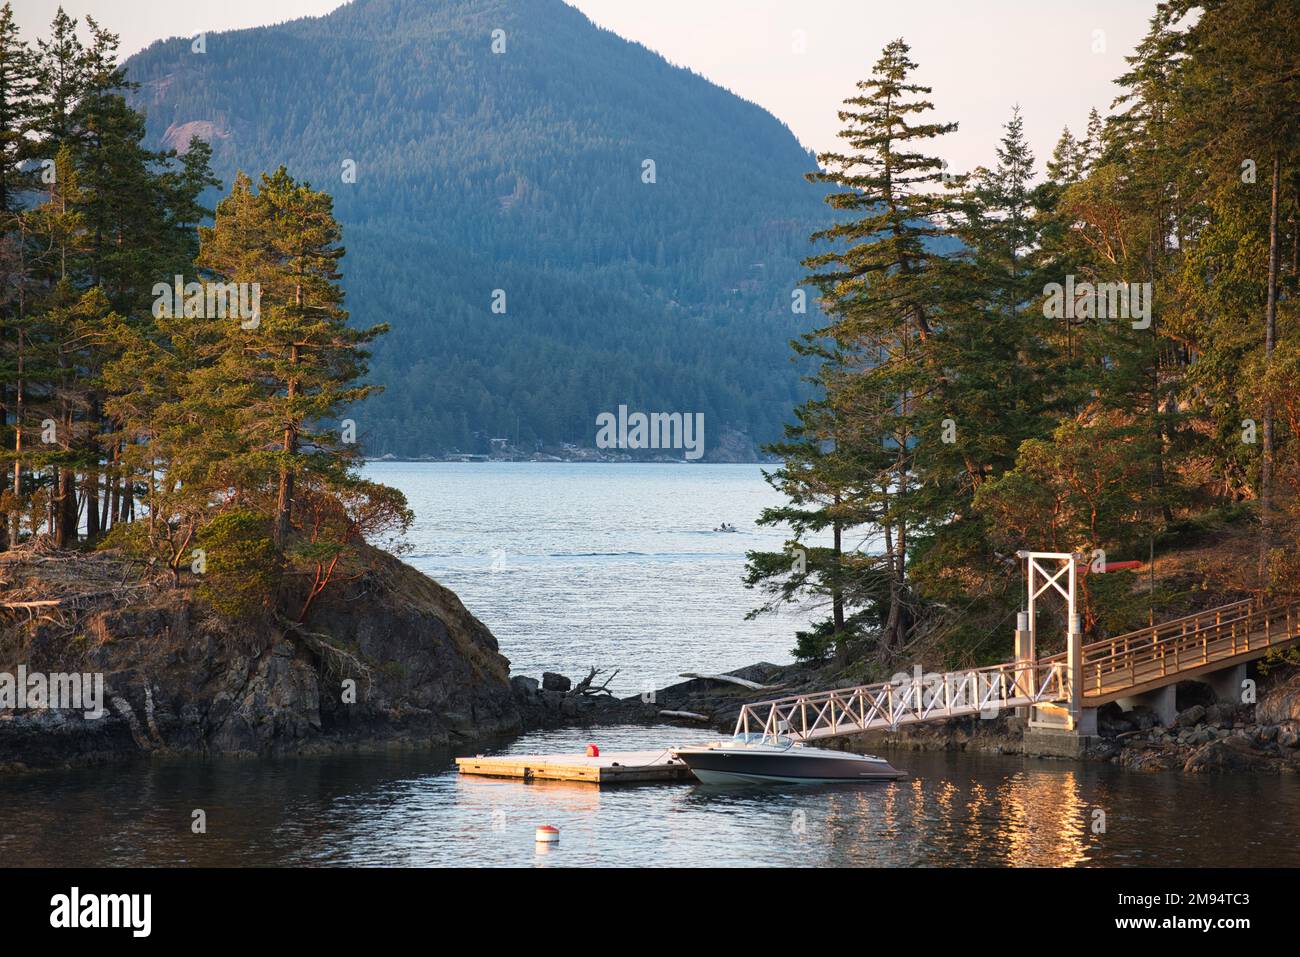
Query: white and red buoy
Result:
<box><xmin>535</xmin><ymin>825</ymin><xmax>560</xmax><ymax>844</ymax></box>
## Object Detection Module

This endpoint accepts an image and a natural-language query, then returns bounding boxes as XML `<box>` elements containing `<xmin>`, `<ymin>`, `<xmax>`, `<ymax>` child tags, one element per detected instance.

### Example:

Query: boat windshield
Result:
<box><xmin>730</xmin><ymin>732</ymin><xmax>794</xmax><ymax>749</ymax></box>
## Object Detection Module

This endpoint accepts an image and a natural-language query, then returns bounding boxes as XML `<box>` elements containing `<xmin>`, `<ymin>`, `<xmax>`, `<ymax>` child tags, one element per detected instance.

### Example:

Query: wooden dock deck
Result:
<box><xmin>456</xmin><ymin>749</ymin><xmax>694</xmax><ymax>784</ymax></box>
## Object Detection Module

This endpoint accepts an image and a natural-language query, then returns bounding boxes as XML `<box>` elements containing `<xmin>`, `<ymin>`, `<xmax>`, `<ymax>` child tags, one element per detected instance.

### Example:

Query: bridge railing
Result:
<box><xmin>1077</xmin><ymin>600</ymin><xmax>1300</xmax><ymax>697</ymax></box>
<box><xmin>733</xmin><ymin>598</ymin><xmax>1300</xmax><ymax>741</ymax></box>
<box><xmin>734</xmin><ymin>660</ymin><xmax>1069</xmax><ymax>741</ymax></box>
<box><xmin>1039</xmin><ymin>598</ymin><xmax>1255</xmax><ymax>670</ymax></box>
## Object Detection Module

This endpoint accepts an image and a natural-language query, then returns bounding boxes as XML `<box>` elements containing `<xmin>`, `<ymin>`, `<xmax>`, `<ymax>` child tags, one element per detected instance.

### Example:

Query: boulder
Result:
<box><xmin>540</xmin><ymin>689</ymin><xmax>565</xmax><ymax>711</ymax></box>
<box><xmin>1258</xmin><ymin>672</ymin><xmax>1300</xmax><ymax>725</ymax></box>
<box><xmin>541</xmin><ymin>672</ymin><xmax>572</xmax><ymax>693</ymax></box>
<box><xmin>1089</xmin><ymin>740</ymin><xmax>1121</xmax><ymax>760</ymax></box>
<box><xmin>510</xmin><ymin>675</ymin><xmax>540</xmax><ymax>699</ymax></box>
<box><xmin>1183</xmin><ymin>736</ymin><xmax>1275</xmax><ymax>774</ymax></box>
<box><xmin>1173</xmin><ymin>704</ymin><xmax>1206</xmax><ymax>728</ymax></box>
<box><xmin>1278</xmin><ymin>727</ymin><xmax>1300</xmax><ymax>749</ymax></box>
<box><xmin>1124</xmin><ymin>748</ymin><xmax>1177</xmax><ymax>772</ymax></box>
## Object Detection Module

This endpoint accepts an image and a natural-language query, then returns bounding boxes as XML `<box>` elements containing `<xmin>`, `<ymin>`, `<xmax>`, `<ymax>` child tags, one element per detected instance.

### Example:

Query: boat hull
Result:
<box><xmin>675</xmin><ymin>749</ymin><xmax>904</xmax><ymax>784</ymax></box>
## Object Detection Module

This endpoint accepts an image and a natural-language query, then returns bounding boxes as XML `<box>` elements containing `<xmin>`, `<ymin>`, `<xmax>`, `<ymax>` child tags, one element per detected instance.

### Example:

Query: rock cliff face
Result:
<box><xmin>0</xmin><ymin>548</ymin><xmax>521</xmax><ymax>770</ymax></box>
<box><xmin>1257</xmin><ymin>670</ymin><xmax>1300</xmax><ymax>725</ymax></box>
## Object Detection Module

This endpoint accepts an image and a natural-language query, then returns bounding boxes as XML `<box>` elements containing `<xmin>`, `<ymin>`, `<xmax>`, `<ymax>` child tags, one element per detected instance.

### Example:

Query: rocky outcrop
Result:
<box><xmin>1183</xmin><ymin>735</ymin><xmax>1281</xmax><ymax>773</ymax></box>
<box><xmin>1257</xmin><ymin>670</ymin><xmax>1300</xmax><ymax>724</ymax></box>
<box><xmin>0</xmin><ymin>547</ymin><xmax>521</xmax><ymax>770</ymax></box>
<box><xmin>504</xmin><ymin>662</ymin><xmax>795</xmax><ymax>731</ymax></box>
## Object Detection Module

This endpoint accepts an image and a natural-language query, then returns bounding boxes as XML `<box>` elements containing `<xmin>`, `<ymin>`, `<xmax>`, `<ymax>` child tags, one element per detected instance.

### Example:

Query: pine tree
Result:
<box><xmin>795</xmin><ymin>39</ymin><xmax>957</xmax><ymax>656</ymax></box>
<box><xmin>195</xmin><ymin>168</ymin><xmax>386</xmax><ymax>546</ymax></box>
<box><xmin>746</xmin><ymin>364</ymin><xmax>888</xmax><ymax>664</ymax></box>
<box><xmin>1078</xmin><ymin>107</ymin><xmax>1105</xmax><ymax>175</ymax></box>
<box><xmin>909</xmin><ymin>108</ymin><xmax>1051</xmax><ymax>634</ymax></box>
<box><xmin>1045</xmin><ymin>127</ymin><xmax>1081</xmax><ymax>185</ymax></box>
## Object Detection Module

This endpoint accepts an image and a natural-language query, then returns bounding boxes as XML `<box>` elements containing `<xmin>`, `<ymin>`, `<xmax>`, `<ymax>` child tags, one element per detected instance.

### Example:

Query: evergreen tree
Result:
<box><xmin>195</xmin><ymin>168</ymin><xmax>386</xmax><ymax>546</ymax></box>
<box><xmin>1172</xmin><ymin>0</ymin><xmax>1300</xmax><ymax>574</ymax></box>
<box><xmin>1045</xmin><ymin>127</ymin><xmax>1082</xmax><ymax>185</ymax></box>
<box><xmin>785</xmin><ymin>39</ymin><xmax>957</xmax><ymax>656</ymax></box>
<box><xmin>909</xmin><ymin>108</ymin><xmax>1051</xmax><ymax>639</ymax></box>
<box><xmin>0</xmin><ymin>1</ymin><xmax>39</xmax><ymax>547</ymax></box>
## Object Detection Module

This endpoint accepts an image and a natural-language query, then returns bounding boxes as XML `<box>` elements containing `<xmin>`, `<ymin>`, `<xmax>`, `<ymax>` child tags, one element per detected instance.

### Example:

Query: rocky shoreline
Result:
<box><xmin>0</xmin><ymin>547</ymin><xmax>523</xmax><ymax>772</ymax></box>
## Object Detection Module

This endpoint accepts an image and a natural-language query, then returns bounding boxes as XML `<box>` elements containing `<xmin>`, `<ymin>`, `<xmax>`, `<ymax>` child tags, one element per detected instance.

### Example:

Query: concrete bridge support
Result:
<box><xmin>1116</xmin><ymin>683</ymin><xmax>1177</xmax><ymax>726</ymax></box>
<box><xmin>1198</xmin><ymin>662</ymin><xmax>1248</xmax><ymax>707</ymax></box>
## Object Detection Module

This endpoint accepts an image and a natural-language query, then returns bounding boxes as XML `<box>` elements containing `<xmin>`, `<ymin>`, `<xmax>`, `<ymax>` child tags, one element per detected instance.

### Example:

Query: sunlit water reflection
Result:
<box><xmin>3</xmin><ymin>725</ymin><xmax>1296</xmax><ymax>867</ymax></box>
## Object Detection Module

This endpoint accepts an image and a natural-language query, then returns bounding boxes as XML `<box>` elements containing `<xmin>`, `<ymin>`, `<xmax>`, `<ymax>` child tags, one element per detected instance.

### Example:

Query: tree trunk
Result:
<box><xmin>831</xmin><ymin>503</ymin><xmax>846</xmax><ymax>667</ymax></box>
<box><xmin>84</xmin><ymin>398</ymin><xmax>101</xmax><ymax>545</ymax></box>
<box><xmin>102</xmin><ymin>442</ymin><xmax>117</xmax><ymax>533</ymax></box>
<box><xmin>1260</xmin><ymin>152</ymin><xmax>1280</xmax><ymax>580</ymax></box>
<box><xmin>58</xmin><ymin>467</ymin><xmax>78</xmax><ymax>547</ymax></box>
<box><xmin>275</xmin><ymin>343</ymin><xmax>301</xmax><ymax>545</ymax></box>
<box><xmin>10</xmin><ymin>326</ymin><xmax>24</xmax><ymax>547</ymax></box>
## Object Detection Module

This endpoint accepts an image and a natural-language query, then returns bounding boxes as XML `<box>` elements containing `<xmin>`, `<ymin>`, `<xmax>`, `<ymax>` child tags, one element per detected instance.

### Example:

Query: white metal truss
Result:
<box><xmin>733</xmin><ymin>591</ymin><xmax>1300</xmax><ymax>743</ymax></box>
<box><xmin>734</xmin><ymin>661</ymin><xmax>1069</xmax><ymax>741</ymax></box>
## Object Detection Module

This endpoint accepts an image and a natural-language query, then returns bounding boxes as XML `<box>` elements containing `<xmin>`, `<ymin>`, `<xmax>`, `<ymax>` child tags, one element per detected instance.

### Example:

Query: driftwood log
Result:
<box><xmin>658</xmin><ymin>709</ymin><xmax>709</xmax><ymax>721</ymax></box>
<box><xmin>570</xmin><ymin>667</ymin><xmax>619</xmax><ymax>697</ymax></box>
<box><xmin>679</xmin><ymin>672</ymin><xmax>781</xmax><ymax>691</ymax></box>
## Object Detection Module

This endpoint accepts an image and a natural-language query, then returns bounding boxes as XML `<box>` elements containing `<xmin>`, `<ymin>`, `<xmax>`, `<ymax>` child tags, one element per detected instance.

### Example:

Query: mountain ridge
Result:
<box><xmin>123</xmin><ymin>0</ymin><xmax>827</xmax><ymax>457</ymax></box>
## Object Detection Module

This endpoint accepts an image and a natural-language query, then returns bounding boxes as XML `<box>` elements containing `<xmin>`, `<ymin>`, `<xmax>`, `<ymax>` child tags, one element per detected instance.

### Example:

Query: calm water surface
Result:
<box><xmin>2</xmin><ymin>464</ymin><xmax>1295</xmax><ymax>867</ymax></box>
<box><xmin>3</xmin><ymin>725</ymin><xmax>1297</xmax><ymax>866</ymax></box>
<box><xmin>364</xmin><ymin>461</ymin><xmax>827</xmax><ymax>693</ymax></box>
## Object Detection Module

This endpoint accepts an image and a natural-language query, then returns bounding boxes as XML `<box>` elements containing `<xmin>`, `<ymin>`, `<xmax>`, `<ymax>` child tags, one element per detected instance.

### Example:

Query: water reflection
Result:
<box><xmin>1</xmin><ymin>726</ymin><xmax>1296</xmax><ymax>867</ymax></box>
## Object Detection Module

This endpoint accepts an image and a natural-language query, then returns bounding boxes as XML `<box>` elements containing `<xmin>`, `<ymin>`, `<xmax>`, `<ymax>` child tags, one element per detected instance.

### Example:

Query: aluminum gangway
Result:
<box><xmin>1043</xmin><ymin>597</ymin><xmax>1300</xmax><ymax>704</ymax></box>
<box><xmin>735</xmin><ymin>660</ymin><xmax>1070</xmax><ymax>741</ymax></box>
<box><xmin>735</xmin><ymin>596</ymin><xmax>1300</xmax><ymax>742</ymax></box>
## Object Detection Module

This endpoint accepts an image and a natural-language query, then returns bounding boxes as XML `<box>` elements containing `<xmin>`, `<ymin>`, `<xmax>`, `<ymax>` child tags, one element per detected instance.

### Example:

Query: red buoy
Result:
<box><xmin>535</xmin><ymin>825</ymin><xmax>560</xmax><ymax>843</ymax></box>
<box><xmin>585</xmin><ymin>744</ymin><xmax>600</xmax><ymax>757</ymax></box>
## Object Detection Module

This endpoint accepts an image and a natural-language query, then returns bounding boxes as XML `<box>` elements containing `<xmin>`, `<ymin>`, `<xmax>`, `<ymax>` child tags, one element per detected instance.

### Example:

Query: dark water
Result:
<box><xmin>2</xmin><ymin>725</ymin><xmax>1296</xmax><ymax>867</ymax></box>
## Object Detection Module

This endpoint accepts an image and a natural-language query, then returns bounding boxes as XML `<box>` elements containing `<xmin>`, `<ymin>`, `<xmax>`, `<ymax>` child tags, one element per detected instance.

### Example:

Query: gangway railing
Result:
<box><xmin>1073</xmin><ymin>599</ymin><xmax>1300</xmax><ymax>700</ymax></box>
<box><xmin>1039</xmin><ymin>599</ymin><xmax>1254</xmax><ymax>671</ymax></box>
<box><xmin>734</xmin><ymin>660</ymin><xmax>1069</xmax><ymax>742</ymax></box>
<box><xmin>735</xmin><ymin>597</ymin><xmax>1300</xmax><ymax>741</ymax></box>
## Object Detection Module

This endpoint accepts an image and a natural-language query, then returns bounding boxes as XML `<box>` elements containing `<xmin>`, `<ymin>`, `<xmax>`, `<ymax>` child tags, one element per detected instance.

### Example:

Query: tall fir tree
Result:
<box><xmin>195</xmin><ymin>168</ymin><xmax>386</xmax><ymax>546</ymax></box>
<box><xmin>766</xmin><ymin>39</ymin><xmax>958</xmax><ymax>657</ymax></box>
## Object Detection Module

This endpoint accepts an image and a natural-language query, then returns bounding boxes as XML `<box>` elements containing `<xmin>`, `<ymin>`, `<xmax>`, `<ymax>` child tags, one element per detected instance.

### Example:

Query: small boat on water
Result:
<box><xmin>672</xmin><ymin>733</ymin><xmax>905</xmax><ymax>785</ymax></box>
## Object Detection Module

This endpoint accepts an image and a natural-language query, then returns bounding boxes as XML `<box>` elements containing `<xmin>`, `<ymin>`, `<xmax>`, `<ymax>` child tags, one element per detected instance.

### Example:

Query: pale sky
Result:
<box><xmin>11</xmin><ymin>0</ymin><xmax>1157</xmax><ymax>175</ymax></box>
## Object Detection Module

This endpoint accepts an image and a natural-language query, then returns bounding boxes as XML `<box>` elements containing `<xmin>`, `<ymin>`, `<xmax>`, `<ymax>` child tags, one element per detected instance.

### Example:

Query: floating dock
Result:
<box><xmin>456</xmin><ymin>749</ymin><xmax>694</xmax><ymax>784</ymax></box>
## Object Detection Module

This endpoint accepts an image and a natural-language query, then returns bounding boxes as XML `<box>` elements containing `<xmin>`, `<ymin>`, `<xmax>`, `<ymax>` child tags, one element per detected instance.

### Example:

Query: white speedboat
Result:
<box><xmin>672</xmin><ymin>733</ymin><xmax>905</xmax><ymax>785</ymax></box>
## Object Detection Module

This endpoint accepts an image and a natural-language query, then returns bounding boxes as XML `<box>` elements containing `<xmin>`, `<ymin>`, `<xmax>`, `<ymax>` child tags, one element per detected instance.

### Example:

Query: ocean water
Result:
<box><xmin>365</xmin><ymin>461</ymin><xmax>824</xmax><ymax>693</ymax></box>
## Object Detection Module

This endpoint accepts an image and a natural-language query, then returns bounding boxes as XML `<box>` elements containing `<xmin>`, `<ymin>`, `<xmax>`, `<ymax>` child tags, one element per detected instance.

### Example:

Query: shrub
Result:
<box><xmin>195</xmin><ymin>511</ymin><xmax>283</xmax><ymax>622</ymax></box>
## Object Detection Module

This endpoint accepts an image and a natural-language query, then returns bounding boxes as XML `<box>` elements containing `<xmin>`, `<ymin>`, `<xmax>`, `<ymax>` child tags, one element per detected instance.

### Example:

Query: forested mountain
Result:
<box><xmin>121</xmin><ymin>0</ymin><xmax>826</xmax><ymax>457</ymax></box>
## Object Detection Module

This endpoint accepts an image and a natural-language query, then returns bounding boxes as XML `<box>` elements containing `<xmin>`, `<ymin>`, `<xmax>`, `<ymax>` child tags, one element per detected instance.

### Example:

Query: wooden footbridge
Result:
<box><xmin>737</xmin><ymin>552</ymin><xmax>1300</xmax><ymax>742</ymax></box>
